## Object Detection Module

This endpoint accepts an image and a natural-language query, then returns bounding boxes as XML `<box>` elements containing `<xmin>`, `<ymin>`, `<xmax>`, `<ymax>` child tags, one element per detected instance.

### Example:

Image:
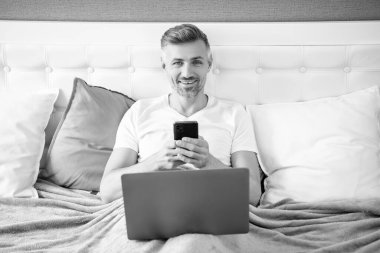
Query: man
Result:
<box><xmin>99</xmin><ymin>24</ymin><xmax>262</xmax><ymax>205</ymax></box>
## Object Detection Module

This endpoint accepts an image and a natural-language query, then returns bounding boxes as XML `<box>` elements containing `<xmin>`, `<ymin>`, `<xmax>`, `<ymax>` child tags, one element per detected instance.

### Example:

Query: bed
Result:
<box><xmin>1</xmin><ymin>20</ymin><xmax>380</xmax><ymax>252</ymax></box>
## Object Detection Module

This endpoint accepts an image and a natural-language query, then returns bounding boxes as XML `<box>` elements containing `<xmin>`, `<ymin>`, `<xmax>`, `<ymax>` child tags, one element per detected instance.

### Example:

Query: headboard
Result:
<box><xmin>1</xmin><ymin>20</ymin><xmax>380</xmax><ymax>147</ymax></box>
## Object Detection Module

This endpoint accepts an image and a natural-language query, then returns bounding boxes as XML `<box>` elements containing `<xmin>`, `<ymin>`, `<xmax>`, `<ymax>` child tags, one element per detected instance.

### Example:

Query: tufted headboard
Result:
<box><xmin>1</xmin><ymin>20</ymin><xmax>380</xmax><ymax>147</ymax></box>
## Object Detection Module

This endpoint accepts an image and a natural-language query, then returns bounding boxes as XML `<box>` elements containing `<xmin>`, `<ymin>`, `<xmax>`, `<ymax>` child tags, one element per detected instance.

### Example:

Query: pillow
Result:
<box><xmin>247</xmin><ymin>86</ymin><xmax>380</xmax><ymax>204</ymax></box>
<box><xmin>41</xmin><ymin>78</ymin><xmax>135</xmax><ymax>191</ymax></box>
<box><xmin>0</xmin><ymin>89</ymin><xmax>58</xmax><ymax>198</ymax></box>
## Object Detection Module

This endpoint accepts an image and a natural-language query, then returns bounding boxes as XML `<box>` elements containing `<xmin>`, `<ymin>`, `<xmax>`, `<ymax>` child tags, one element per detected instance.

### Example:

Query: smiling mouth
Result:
<box><xmin>178</xmin><ymin>79</ymin><xmax>197</xmax><ymax>85</ymax></box>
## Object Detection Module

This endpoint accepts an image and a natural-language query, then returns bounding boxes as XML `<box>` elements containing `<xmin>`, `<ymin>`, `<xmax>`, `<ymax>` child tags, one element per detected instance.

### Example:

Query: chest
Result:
<box><xmin>136</xmin><ymin>110</ymin><xmax>235</xmax><ymax>161</ymax></box>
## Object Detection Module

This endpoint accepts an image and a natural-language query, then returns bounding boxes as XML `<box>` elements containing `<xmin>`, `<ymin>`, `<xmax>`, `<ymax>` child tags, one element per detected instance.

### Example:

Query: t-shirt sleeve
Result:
<box><xmin>231</xmin><ymin>105</ymin><xmax>258</xmax><ymax>154</ymax></box>
<box><xmin>113</xmin><ymin>104</ymin><xmax>139</xmax><ymax>152</ymax></box>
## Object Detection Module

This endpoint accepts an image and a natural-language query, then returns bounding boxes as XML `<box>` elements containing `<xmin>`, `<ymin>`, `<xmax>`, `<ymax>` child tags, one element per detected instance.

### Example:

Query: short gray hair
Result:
<box><xmin>161</xmin><ymin>24</ymin><xmax>210</xmax><ymax>51</ymax></box>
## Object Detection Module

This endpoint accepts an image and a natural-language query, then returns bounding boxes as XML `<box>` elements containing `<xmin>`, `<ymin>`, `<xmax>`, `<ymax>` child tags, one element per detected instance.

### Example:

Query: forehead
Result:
<box><xmin>162</xmin><ymin>40</ymin><xmax>209</xmax><ymax>60</ymax></box>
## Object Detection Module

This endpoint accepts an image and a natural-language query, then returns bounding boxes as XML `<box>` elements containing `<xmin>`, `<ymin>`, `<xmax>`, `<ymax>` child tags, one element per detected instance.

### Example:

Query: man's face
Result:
<box><xmin>162</xmin><ymin>40</ymin><xmax>211</xmax><ymax>98</ymax></box>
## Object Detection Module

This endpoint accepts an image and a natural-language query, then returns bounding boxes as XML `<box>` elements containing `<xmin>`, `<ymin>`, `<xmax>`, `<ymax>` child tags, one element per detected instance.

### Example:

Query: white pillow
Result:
<box><xmin>247</xmin><ymin>86</ymin><xmax>380</xmax><ymax>204</ymax></box>
<box><xmin>0</xmin><ymin>89</ymin><xmax>58</xmax><ymax>198</ymax></box>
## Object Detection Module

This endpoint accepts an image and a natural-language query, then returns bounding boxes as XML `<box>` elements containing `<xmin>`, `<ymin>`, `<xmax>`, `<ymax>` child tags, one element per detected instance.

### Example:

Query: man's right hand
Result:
<box><xmin>143</xmin><ymin>140</ymin><xmax>186</xmax><ymax>171</ymax></box>
<box><xmin>100</xmin><ymin>140</ymin><xmax>187</xmax><ymax>203</ymax></box>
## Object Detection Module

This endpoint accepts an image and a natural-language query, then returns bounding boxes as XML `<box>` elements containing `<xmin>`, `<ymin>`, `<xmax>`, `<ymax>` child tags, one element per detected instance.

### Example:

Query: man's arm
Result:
<box><xmin>201</xmin><ymin>150</ymin><xmax>262</xmax><ymax>205</ymax></box>
<box><xmin>99</xmin><ymin>141</ymin><xmax>185</xmax><ymax>203</ymax></box>
<box><xmin>175</xmin><ymin>137</ymin><xmax>262</xmax><ymax>205</ymax></box>
<box><xmin>99</xmin><ymin>148</ymin><xmax>139</xmax><ymax>203</ymax></box>
<box><xmin>231</xmin><ymin>151</ymin><xmax>262</xmax><ymax>206</ymax></box>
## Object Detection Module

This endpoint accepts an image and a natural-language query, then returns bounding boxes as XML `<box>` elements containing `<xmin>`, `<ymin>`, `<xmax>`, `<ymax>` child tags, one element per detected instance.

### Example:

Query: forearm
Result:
<box><xmin>100</xmin><ymin>143</ymin><xmax>187</xmax><ymax>203</ymax></box>
<box><xmin>99</xmin><ymin>160</ymin><xmax>156</xmax><ymax>203</ymax></box>
<box><xmin>249</xmin><ymin>177</ymin><xmax>261</xmax><ymax>206</ymax></box>
<box><xmin>229</xmin><ymin>151</ymin><xmax>262</xmax><ymax>206</ymax></box>
<box><xmin>203</xmin><ymin>154</ymin><xmax>261</xmax><ymax>205</ymax></box>
<box><xmin>202</xmin><ymin>153</ymin><xmax>258</xmax><ymax>203</ymax></box>
<box><xmin>203</xmin><ymin>154</ymin><xmax>229</xmax><ymax>170</ymax></box>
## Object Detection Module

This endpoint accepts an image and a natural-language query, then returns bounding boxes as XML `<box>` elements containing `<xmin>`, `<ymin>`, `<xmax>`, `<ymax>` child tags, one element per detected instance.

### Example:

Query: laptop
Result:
<box><xmin>121</xmin><ymin>168</ymin><xmax>249</xmax><ymax>240</ymax></box>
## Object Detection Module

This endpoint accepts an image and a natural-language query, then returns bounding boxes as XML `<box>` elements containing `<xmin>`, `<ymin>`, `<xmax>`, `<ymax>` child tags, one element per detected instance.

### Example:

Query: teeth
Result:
<box><xmin>180</xmin><ymin>80</ymin><xmax>196</xmax><ymax>84</ymax></box>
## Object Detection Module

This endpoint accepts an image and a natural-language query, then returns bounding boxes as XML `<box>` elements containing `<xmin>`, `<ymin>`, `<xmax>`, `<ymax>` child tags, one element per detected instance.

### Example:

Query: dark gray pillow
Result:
<box><xmin>41</xmin><ymin>78</ymin><xmax>135</xmax><ymax>191</ymax></box>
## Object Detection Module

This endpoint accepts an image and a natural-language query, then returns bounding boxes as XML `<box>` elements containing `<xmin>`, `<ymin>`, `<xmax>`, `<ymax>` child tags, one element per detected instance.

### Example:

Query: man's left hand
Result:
<box><xmin>175</xmin><ymin>136</ymin><xmax>210</xmax><ymax>168</ymax></box>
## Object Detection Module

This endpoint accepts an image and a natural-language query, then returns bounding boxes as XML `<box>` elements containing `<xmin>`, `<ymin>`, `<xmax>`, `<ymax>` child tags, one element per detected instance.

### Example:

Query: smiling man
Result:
<box><xmin>100</xmin><ymin>24</ymin><xmax>262</xmax><ymax>205</ymax></box>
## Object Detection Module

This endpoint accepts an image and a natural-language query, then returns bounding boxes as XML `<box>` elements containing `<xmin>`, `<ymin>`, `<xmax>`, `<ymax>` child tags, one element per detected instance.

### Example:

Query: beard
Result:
<box><xmin>171</xmin><ymin>78</ymin><xmax>204</xmax><ymax>98</ymax></box>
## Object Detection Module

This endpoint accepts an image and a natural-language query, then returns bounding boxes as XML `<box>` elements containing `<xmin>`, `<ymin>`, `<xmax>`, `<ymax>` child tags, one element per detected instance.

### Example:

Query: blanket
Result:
<box><xmin>1</xmin><ymin>179</ymin><xmax>380</xmax><ymax>253</ymax></box>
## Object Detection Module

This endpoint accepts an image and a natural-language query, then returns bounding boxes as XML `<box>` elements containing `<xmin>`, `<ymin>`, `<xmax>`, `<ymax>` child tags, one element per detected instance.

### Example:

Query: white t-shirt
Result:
<box><xmin>114</xmin><ymin>94</ymin><xmax>257</xmax><ymax>167</ymax></box>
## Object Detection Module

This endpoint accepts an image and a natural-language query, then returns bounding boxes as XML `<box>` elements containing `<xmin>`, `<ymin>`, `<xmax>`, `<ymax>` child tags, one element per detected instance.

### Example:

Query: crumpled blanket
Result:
<box><xmin>1</xmin><ymin>179</ymin><xmax>380</xmax><ymax>253</ymax></box>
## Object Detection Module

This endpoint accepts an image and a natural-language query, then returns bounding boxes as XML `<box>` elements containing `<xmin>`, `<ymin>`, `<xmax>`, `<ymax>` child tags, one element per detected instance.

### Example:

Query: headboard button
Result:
<box><xmin>299</xmin><ymin>67</ymin><xmax>307</xmax><ymax>73</ymax></box>
<box><xmin>128</xmin><ymin>66</ymin><xmax>135</xmax><ymax>73</ymax></box>
<box><xmin>344</xmin><ymin>67</ymin><xmax>351</xmax><ymax>73</ymax></box>
<box><xmin>213</xmin><ymin>68</ymin><xmax>220</xmax><ymax>75</ymax></box>
<box><xmin>3</xmin><ymin>66</ymin><xmax>11</xmax><ymax>72</ymax></box>
<box><xmin>87</xmin><ymin>67</ymin><xmax>94</xmax><ymax>73</ymax></box>
<box><xmin>45</xmin><ymin>66</ymin><xmax>53</xmax><ymax>73</ymax></box>
<box><xmin>256</xmin><ymin>67</ymin><xmax>263</xmax><ymax>74</ymax></box>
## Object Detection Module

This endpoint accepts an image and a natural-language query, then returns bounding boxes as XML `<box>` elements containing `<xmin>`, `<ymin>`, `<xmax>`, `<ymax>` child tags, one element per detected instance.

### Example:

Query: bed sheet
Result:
<box><xmin>0</xmin><ymin>179</ymin><xmax>380</xmax><ymax>253</ymax></box>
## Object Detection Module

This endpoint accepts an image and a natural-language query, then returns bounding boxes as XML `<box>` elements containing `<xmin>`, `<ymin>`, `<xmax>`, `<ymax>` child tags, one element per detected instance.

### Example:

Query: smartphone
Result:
<box><xmin>173</xmin><ymin>121</ymin><xmax>198</xmax><ymax>140</ymax></box>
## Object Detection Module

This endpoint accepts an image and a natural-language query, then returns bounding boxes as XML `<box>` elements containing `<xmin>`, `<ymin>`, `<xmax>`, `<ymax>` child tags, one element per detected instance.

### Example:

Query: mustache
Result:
<box><xmin>178</xmin><ymin>77</ymin><xmax>198</xmax><ymax>82</ymax></box>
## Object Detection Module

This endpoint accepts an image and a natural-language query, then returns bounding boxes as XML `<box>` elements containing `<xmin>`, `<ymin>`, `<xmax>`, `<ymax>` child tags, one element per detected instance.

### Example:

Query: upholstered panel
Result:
<box><xmin>1</xmin><ymin>21</ymin><xmax>380</xmax><ymax>147</ymax></box>
<box><xmin>4</xmin><ymin>44</ymin><xmax>380</xmax><ymax>105</ymax></box>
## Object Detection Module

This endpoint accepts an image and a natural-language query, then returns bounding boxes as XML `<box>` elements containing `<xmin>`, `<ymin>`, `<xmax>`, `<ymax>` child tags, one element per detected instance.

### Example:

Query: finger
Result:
<box><xmin>176</xmin><ymin>164</ymin><xmax>199</xmax><ymax>171</ymax></box>
<box><xmin>165</xmin><ymin>148</ymin><xmax>179</xmax><ymax>157</ymax></box>
<box><xmin>176</xmin><ymin>140</ymin><xmax>200</xmax><ymax>152</ymax></box>
<box><xmin>166</xmin><ymin>160</ymin><xmax>185</xmax><ymax>168</ymax></box>
<box><xmin>177</xmin><ymin>147</ymin><xmax>201</xmax><ymax>160</ymax></box>
<box><xmin>177</xmin><ymin>154</ymin><xmax>205</xmax><ymax>168</ymax></box>
<box><xmin>166</xmin><ymin>140</ymin><xmax>177</xmax><ymax>149</ymax></box>
<box><xmin>177</xmin><ymin>153</ymin><xmax>198</xmax><ymax>164</ymax></box>
<box><xmin>158</xmin><ymin>160</ymin><xmax>185</xmax><ymax>170</ymax></box>
<box><xmin>182</xmin><ymin>137</ymin><xmax>208</xmax><ymax>148</ymax></box>
<box><xmin>166</xmin><ymin>155</ymin><xmax>180</xmax><ymax>162</ymax></box>
<box><xmin>181</xmin><ymin>137</ymin><xmax>199</xmax><ymax>144</ymax></box>
<box><xmin>166</xmin><ymin>152</ymin><xmax>185</xmax><ymax>163</ymax></box>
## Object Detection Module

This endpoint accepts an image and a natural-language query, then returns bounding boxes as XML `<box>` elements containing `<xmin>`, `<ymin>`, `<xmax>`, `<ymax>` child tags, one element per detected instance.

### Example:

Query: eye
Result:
<box><xmin>172</xmin><ymin>61</ymin><xmax>183</xmax><ymax>67</ymax></box>
<box><xmin>192</xmin><ymin>60</ymin><xmax>204</xmax><ymax>66</ymax></box>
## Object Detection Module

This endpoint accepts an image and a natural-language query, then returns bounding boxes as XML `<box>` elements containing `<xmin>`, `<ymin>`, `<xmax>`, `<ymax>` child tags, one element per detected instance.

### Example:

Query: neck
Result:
<box><xmin>169</xmin><ymin>93</ymin><xmax>208</xmax><ymax>117</ymax></box>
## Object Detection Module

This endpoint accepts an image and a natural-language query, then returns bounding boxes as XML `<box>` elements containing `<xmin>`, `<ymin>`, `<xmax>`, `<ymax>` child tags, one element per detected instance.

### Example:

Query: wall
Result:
<box><xmin>0</xmin><ymin>0</ymin><xmax>380</xmax><ymax>22</ymax></box>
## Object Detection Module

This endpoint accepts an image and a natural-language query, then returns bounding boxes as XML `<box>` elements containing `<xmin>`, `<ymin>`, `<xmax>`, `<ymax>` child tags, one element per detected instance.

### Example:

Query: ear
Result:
<box><xmin>160</xmin><ymin>54</ymin><xmax>166</xmax><ymax>69</ymax></box>
<box><xmin>208</xmin><ymin>53</ymin><xmax>213</xmax><ymax>70</ymax></box>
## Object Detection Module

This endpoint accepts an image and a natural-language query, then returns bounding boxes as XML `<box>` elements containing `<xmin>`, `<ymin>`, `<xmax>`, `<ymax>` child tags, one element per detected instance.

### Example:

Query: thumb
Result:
<box><xmin>166</xmin><ymin>139</ymin><xmax>176</xmax><ymax>149</ymax></box>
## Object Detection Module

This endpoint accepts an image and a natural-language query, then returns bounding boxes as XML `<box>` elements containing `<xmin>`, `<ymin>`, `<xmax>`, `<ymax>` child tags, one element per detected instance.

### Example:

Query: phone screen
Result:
<box><xmin>173</xmin><ymin>121</ymin><xmax>198</xmax><ymax>140</ymax></box>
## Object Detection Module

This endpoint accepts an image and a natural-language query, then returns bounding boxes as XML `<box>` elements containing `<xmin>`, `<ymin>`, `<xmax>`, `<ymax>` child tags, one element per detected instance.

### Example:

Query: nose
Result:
<box><xmin>181</xmin><ymin>63</ymin><xmax>193</xmax><ymax>78</ymax></box>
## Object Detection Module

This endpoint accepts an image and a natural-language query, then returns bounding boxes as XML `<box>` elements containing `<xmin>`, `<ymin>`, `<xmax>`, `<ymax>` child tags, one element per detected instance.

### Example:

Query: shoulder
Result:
<box><xmin>130</xmin><ymin>95</ymin><xmax>167</xmax><ymax>112</ymax></box>
<box><xmin>210</xmin><ymin>95</ymin><xmax>245</xmax><ymax>112</ymax></box>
